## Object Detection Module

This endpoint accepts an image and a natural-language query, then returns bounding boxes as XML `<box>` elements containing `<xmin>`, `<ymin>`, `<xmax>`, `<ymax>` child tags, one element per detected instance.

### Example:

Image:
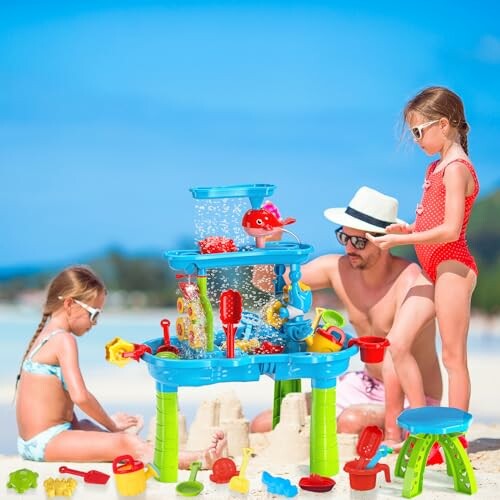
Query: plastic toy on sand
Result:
<box><xmin>343</xmin><ymin>426</ymin><xmax>392</xmax><ymax>491</ymax></box>
<box><xmin>229</xmin><ymin>447</ymin><xmax>253</xmax><ymax>494</ymax></box>
<box><xmin>261</xmin><ymin>471</ymin><xmax>298</xmax><ymax>497</ymax></box>
<box><xmin>7</xmin><ymin>468</ymin><xmax>39</xmax><ymax>494</ymax></box>
<box><xmin>176</xmin><ymin>461</ymin><xmax>204</xmax><ymax>497</ymax></box>
<box><xmin>209</xmin><ymin>457</ymin><xmax>238</xmax><ymax>484</ymax></box>
<box><xmin>59</xmin><ymin>466</ymin><xmax>110</xmax><ymax>485</ymax></box>
<box><xmin>112</xmin><ymin>455</ymin><xmax>158</xmax><ymax>496</ymax></box>
<box><xmin>344</xmin><ymin>461</ymin><xmax>391</xmax><ymax>491</ymax></box>
<box><xmin>298</xmin><ymin>474</ymin><xmax>336</xmax><ymax>493</ymax></box>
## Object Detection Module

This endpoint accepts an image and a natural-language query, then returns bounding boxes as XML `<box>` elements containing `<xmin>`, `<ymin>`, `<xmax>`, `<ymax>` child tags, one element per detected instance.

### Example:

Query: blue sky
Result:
<box><xmin>1</xmin><ymin>1</ymin><xmax>499</xmax><ymax>268</ymax></box>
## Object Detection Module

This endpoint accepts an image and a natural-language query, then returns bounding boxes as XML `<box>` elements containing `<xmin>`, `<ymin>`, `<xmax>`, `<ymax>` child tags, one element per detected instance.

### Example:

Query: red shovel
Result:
<box><xmin>59</xmin><ymin>466</ymin><xmax>110</xmax><ymax>485</ymax></box>
<box><xmin>157</xmin><ymin>318</ymin><xmax>180</xmax><ymax>356</ymax></box>
<box><xmin>355</xmin><ymin>426</ymin><xmax>384</xmax><ymax>469</ymax></box>
<box><xmin>220</xmin><ymin>290</ymin><xmax>243</xmax><ymax>358</ymax></box>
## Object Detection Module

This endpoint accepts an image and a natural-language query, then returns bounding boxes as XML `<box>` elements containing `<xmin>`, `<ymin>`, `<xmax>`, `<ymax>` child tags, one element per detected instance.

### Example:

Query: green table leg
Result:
<box><xmin>154</xmin><ymin>391</ymin><xmax>179</xmax><ymax>483</ymax></box>
<box><xmin>310</xmin><ymin>387</ymin><xmax>338</xmax><ymax>476</ymax></box>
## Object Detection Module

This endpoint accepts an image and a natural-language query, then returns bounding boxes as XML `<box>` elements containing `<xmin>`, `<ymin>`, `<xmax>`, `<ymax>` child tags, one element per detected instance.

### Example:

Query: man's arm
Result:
<box><xmin>252</xmin><ymin>254</ymin><xmax>341</xmax><ymax>293</ymax></box>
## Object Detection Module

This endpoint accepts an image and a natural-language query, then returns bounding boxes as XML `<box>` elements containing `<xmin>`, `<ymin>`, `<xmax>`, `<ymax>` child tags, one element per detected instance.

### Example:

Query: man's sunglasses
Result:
<box><xmin>59</xmin><ymin>296</ymin><xmax>102</xmax><ymax>323</ymax></box>
<box><xmin>410</xmin><ymin>119</ymin><xmax>439</xmax><ymax>141</ymax></box>
<box><xmin>335</xmin><ymin>228</ymin><xmax>379</xmax><ymax>250</ymax></box>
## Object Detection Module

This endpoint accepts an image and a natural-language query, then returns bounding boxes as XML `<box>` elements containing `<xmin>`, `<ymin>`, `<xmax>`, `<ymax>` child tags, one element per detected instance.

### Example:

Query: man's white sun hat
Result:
<box><xmin>324</xmin><ymin>186</ymin><xmax>407</xmax><ymax>234</ymax></box>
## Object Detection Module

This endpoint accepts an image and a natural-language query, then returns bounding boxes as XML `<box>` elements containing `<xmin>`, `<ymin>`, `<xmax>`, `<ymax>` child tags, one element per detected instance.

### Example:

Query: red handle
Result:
<box><xmin>121</xmin><ymin>344</ymin><xmax>152</xmax><ymax>361</ymax></box>
<box><xmin>160</xmin><ymin>318</ymin><xmax>171</xmax><ymax>344</ymax></box>
<box><xmin>112</xmin><ymin>454</ymin><xmax>135</xmax><ymax>473</ymax></box>
<box><xmin>59</xmin><ymin>466</ymin><xmax>85</xmax><ymax>477</ymax></box>
<box><xmin>380</xmin><ymin>463</ymin><xmax>391</xmax><ymax>483</ymax></box>
<box><xmin>224</xmin><ymin>324</ymin><xmax>235</xmax><ymax>358</ymax></box>
<box><xmin>347</xmin><ymin>338</ymin><xmax>358</xmax><ymax>348</ymax></box>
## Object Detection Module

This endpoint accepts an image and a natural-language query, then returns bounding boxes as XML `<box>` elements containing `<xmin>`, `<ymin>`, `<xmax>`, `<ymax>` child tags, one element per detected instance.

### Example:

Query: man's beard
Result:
<box><xmin>347</xmin><ymin>252</ymin><xmax>367</xmax><ymax>269</ymax></box>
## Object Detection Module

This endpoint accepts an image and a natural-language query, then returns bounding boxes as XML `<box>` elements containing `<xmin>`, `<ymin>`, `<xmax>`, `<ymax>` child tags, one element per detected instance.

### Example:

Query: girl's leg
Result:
<box><xmin>45</xmin><ymin>428</ymin><xmax>226</xmax><ymax>469</ymax></box>
<box><xmin>435</xmin><ymin>261</ymin><xmax>476</xmax><ymax>411</ymax></box>
<box><xmin>382</xmin><ymin>354</ymin><xmax>406</xmax><ymax>445</ymax></box>
<box><xmin>44</xmin><ymin>429</ymin><xmax>151</xmax><ymax>462</ymax></box>
<box><xmin>387</xmin><ymin>272</ymin><xmax>435</xmax><ymax>408</ymax></box>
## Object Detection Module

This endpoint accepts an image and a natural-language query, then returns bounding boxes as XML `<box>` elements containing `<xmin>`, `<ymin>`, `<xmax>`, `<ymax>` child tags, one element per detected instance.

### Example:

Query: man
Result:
<box><xmin>251</xmin><ymin>186</ymin><xmax>442</xmax><ymax>445</ymax></box>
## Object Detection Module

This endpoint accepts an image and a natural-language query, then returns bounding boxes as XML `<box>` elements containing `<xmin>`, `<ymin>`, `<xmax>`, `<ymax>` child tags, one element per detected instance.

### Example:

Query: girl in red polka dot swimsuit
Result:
<box><xmin>367</xmin><ymin>86</ymin><xmax>479</xmax><ymax>417</ymax></box>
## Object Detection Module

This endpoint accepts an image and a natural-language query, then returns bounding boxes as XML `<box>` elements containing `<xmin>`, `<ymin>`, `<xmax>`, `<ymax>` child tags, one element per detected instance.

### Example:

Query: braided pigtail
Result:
<box><xmin>15</xmin><ymin>313</ymin><xmax>49</xmax><ymax>389</ymax></box>
<box><xmin>459</xmin><ymin>122</ymin><xmax>469</xmax><ymax>155</ymax></box>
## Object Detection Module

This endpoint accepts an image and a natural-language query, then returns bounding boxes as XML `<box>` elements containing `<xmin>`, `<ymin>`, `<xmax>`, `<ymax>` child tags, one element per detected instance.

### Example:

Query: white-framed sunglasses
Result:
<box><xmin>410</xmin><ymin>119</ymin><xmax>439</xmax><ymax>141</ymax></box>
<box><xmin>59</xmin><ymin>296</ymin><xmax>102</xmax><ymax>323</ymax></box>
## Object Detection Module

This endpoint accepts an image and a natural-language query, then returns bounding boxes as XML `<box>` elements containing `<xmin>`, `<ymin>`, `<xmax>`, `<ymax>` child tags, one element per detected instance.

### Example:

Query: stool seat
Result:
<box><xmin>397</xmin><ymin>407</ymin><xmax>473</xmax><ymax>435</ymax></box>
<box><xmin>395</xmin><ymin>406</ymin><xmax>477</xmax><ymax>498</ymax></box>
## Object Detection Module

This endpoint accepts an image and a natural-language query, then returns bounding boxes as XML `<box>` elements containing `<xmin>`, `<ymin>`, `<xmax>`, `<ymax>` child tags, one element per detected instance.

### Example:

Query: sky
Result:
<box><xmin>1</xmin><ymin>1</ymin><xmax>499</xmax><ymax>269</ymax></box>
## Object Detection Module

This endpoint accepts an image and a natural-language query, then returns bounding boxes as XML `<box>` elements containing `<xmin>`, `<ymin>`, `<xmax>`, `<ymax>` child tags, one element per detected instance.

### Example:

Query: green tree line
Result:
<box><xmin>1</xmin><ymin>188</ymin><xmax>498</xmax><ymax>313</ymax></box>
<box><xmin>393</xmin><ymin>188</ymin><xmax>500</xmax><ymax>314</ymax></box>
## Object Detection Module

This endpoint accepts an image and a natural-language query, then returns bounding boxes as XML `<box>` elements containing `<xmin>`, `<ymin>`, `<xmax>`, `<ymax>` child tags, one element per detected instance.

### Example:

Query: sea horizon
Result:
<box><xmin>2</xmin><ymin>305</ymin><xmax>500</xmax><ymax>455</ymax></box>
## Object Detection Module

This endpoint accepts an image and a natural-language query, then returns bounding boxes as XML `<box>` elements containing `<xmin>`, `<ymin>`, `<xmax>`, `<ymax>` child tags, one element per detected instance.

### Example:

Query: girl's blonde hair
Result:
<box><xmin>16</xmin><ymin>265</ymin><xmax>106</xmax><ymax>388</ymax></box>
<box><xmin>404</xmin><ymin>86</ymin><xmax>470</xmax><ymax>154</ymax></box>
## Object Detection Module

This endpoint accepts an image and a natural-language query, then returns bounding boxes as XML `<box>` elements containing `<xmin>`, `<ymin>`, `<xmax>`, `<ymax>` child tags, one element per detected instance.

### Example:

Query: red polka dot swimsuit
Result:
<box><xmin>414</xmin><ymin>158</ymin><xmax>479</xmax><ymax>283</ymax></box>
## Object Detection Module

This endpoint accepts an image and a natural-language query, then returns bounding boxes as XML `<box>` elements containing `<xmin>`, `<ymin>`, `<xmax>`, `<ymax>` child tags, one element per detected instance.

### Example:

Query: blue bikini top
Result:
<box><xmin>22</xmin><ymin>329</ymin><xmax>68</xmax><ymax>391</ymax></box>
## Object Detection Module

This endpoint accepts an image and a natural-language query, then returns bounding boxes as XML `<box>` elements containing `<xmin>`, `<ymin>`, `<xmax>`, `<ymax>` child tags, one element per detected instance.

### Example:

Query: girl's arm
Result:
<box><xmin>57</xmin><ymin>333</ymin><xmax>120</xmax><ymax>432</ymax></box>
<box><xmin>367</xmin><ymin>162</ymin><xmax>470</xmax><ymax>250</ymax></box>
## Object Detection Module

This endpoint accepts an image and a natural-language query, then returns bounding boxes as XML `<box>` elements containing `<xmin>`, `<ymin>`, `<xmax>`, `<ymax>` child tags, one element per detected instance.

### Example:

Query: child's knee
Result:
<box><xmin>387</xmin><ymin>337</ymin><xmax>408</xmax><ymax>361</ymax></box>
<box><xmin>337</xmin><ymin>408</ymin><xmax>364</xmax><ymax>434</ymax></box>
<box><xmin>441</xmin><ymin>349</ymin><xmax>467</xmax><ymax>371</ymax></box>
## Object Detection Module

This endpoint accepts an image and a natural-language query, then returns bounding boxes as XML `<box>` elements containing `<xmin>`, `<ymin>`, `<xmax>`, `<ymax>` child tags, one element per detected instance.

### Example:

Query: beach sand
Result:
<box><xmin>3</xmin><ymin>385</ymin><xmax>500</xmax><ymax>500</ymax></box>
<box><xmin>1</xmin><ymin>422</ymin><xmax>500</xmax><ymax>499</ymax></box>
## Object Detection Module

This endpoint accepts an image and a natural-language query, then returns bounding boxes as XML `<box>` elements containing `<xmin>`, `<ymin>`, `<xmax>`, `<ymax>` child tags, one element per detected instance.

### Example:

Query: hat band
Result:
<box><xmin>345</xmin><ymin>206</ymin><xmax>391</xmax><ymax>229</ymax></box>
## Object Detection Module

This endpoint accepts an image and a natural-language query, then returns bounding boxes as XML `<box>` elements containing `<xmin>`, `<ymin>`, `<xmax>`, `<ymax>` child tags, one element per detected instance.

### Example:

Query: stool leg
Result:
<box><xmin>395</xmin><ymin>435</ymin><xmax>417</xmax><ymax>478</ymax></box>
<box><xmin>440</xmin><ymin>434</ymin><xmax>477</xmax><ymax>495</ymax></box>
<box><xmin>401</xmin><ymin>434</ymin><xmax>435</xmax><ymax>498</ymax></box>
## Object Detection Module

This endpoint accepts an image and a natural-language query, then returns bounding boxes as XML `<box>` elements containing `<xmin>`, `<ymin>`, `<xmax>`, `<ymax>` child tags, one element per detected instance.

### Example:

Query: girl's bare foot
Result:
<box><xmin>202</xmin><ymin>430</ymin><xmax>227</xmax><ymax>468</ymax></box>
<box><xmin>381</xmin><ymin>438</ymin><xmax>405</xmax><ymax>452</ymax></box>
<box><xmin>382</xmin><ymin>425</ymin><xmax>406</xmax><ymax>452</ymax></box>
<box><xmin>178</xmin><ymin>430</ymin><xmax>227</xmax><ymax>469</ymax></box>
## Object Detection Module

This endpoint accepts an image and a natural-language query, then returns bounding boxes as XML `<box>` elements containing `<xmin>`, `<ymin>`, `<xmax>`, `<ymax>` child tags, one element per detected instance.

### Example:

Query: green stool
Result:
<box><xmin>395</xmin><ymin>407</ymin><xmax>477</xmax><ymax>498</ymax></box>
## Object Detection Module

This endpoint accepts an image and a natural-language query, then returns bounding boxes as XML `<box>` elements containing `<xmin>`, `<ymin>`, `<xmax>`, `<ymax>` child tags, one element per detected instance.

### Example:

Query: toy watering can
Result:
<box><xmin>306</xmin><ymin>325</ymin><xmax>346</xmax><ymax>352</ymax></box>
<box><xmin>112</xmin><ymin>455</ymin><xmax>158</xmax><ymax>496</ymax></box>
<box><xmin>305</xmin><ymin>308</ymin><xmax>347</xmax><ymax>352</ymax></box>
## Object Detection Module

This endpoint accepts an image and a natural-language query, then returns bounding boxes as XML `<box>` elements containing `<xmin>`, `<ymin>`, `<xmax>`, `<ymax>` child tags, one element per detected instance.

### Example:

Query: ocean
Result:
<box><xmin>1</xmin><ymin>306</ymin><xmax>499</xmax><ymax>455</ymax></box>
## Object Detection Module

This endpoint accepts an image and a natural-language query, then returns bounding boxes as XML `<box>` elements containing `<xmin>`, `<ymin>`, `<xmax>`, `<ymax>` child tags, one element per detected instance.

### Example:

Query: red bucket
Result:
<box><xmin>348</xmin><ymin>336</ymin><xmax>390</xmax><ymax>363</ymax></box>
<box><xmin>343</xmin><ymin>460</ymin><xmax>391</xmax><ymax>491</ymax></box>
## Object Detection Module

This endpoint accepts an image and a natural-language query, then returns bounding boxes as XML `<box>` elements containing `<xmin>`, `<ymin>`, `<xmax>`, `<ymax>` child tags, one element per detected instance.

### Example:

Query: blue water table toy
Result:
<box><xmin>106</xmin><ymin>184</ymin><xmax>359</xmax><ymax>483</ymax></box>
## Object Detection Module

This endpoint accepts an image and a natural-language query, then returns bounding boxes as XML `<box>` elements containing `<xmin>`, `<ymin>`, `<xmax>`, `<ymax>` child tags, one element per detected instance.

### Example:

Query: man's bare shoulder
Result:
<box><xmin>391</xmin><ymin>256</ymin><xmax>422</xmax><ymax>290</ymax></box>
<box><xmin>306</xmin><ymin>253</ymin><xmax>342</xmax><ymax>270</ymax></box>
<box><xmin>302</xmin><ymin>254</ymin><xmax>342</xmax><ymax>290</ymax></box>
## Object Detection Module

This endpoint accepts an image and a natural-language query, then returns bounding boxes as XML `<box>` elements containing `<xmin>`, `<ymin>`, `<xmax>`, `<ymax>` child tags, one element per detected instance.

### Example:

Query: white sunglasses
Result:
<box><xmin>59</xmin><ymin>296</ymin><xmax>102</xmax><ymax>323</ymax></box>
<box><xmin>410</xmin><ymin>119</ymin><xmax>439</xmax><ymax>140</ymax></box>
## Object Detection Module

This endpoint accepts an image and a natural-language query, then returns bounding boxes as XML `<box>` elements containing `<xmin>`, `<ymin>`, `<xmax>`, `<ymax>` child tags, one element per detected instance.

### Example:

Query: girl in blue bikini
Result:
<box><xmin>16</xmin><ymin>265</ymin><xmax>226</xmax><ymax>465</ymax></box>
